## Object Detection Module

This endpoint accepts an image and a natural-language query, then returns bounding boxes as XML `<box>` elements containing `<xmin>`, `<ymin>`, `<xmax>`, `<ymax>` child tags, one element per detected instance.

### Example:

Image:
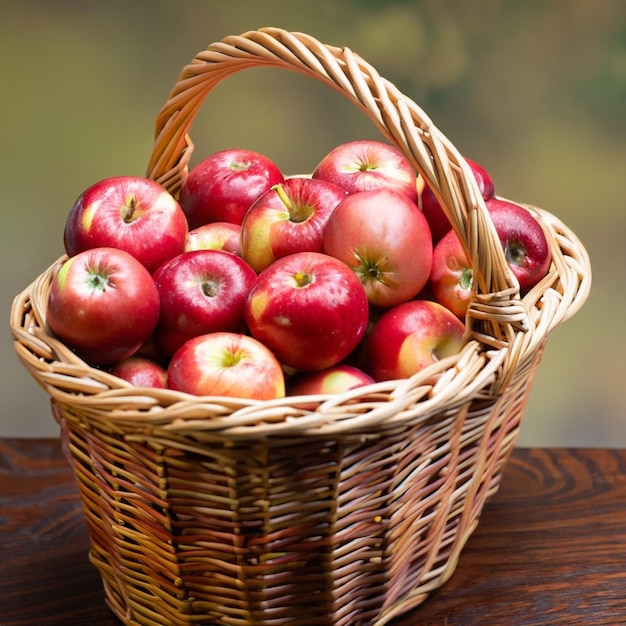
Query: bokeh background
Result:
<box><xmin>2</xmin><ymin>1</ymin><xmax>623</xmax><ymax>445</ymax></box>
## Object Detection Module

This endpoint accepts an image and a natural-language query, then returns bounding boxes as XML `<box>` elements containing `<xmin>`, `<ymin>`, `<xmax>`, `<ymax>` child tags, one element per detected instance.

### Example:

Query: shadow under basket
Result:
<box><xmin>10</xmin><ymin>28</ymin><xmax>591</xmax><ymax>626</ymax></box>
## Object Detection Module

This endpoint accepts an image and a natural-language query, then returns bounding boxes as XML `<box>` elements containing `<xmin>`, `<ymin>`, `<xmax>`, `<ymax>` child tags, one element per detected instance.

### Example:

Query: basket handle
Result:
<box><xmin>146</xmin><ymin>27</ymin><xmax>529</xmax><ymax>347</ymax></box>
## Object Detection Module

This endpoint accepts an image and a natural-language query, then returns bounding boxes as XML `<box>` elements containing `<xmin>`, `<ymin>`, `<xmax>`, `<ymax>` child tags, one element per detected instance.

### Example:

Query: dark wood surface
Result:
<box><xmin>1</xmin><ymin>438</ymin><xmax>625</xmax><ymax>625</ymax></box>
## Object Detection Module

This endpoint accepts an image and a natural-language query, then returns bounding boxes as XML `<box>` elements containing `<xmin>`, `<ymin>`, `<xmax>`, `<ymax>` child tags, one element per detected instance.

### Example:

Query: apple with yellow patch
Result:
<box><xmin>167</xmin><ymin>332</ymin><xmax>285</xmax><ymax>399</ymax></box>
<box><xmin>363</xmin><ymin>299</ymin><xmax>466</xmax><ymax>381</ymax></box>
<box><xmin>63</xmin><ymin>175</ymin><xmax>188</xmax><ymax>273</ymax></box>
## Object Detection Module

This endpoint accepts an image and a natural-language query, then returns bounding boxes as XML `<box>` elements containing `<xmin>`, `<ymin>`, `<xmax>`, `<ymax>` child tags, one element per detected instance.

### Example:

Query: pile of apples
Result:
<box><xmin>47</xmin><ymin>140</ymin><xmax>551</xmax><ymax>401</ymax></box>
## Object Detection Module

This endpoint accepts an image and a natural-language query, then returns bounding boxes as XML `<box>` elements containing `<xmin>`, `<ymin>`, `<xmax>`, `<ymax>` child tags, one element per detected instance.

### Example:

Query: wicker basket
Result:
<box><xmin>10</xmin><ymin>28</ymin><xmax>591</xmax><ymax>626</ymax></box>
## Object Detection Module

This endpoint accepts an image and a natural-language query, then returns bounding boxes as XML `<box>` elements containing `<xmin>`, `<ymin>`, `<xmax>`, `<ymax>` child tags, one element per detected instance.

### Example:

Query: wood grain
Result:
<box><xmin>406</xmin><ymin>448</ymin><xmax>626</xmax><ymax>625</ymax></box>
<box><xmin>0</xmin><ymin>438</ymin><xmax>111</xmax><ymax>625</ymax></box>
<box><xmin>1</xmin><ymin>439</ymin><xmax>625</xmax><ymax>625</ymax></box>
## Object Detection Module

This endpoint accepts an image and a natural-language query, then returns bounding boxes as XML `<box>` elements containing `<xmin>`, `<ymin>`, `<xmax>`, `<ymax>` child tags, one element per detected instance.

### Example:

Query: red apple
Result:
<box><xmin>323</xmin><ymin>189</ymin><xmax>433</xmax><ymax>307</ymax></box>
<box><xmin>63</xmin><ymin>176</ymin><xmax>188</xmax><ymax>274</ymax></box>
<box><xmin>110</xmin><ymin>356</ymin><xmax>168</xmax><ymax>388</ymax></box>
<box><xmin>153</xmin><ymin>249</ymin><xmax>257</xmax><ymax>357</ymax></box>
<box><xmin>363</xmin><ymin>299</ymin><xmax>466</xmax><ymax>382</ymax></box>
<box><xmin>167</xmin><ymin>332</ymin><xmax>285</xmax><ymax>400</ymax></box>
<box><xmin>312</xmin><ymin>139</ymin><xmax>418</xmax><ymax>201</ymax></box>
<box><xmin>178</xmin><ymin>148</ymin><xmax>285</xmax><ymax>228</ymax></box>
<box><xmin>244</xmin><ymin>252</ymin><xmax>369</xmax><ymax>372</ymax></box>
<box><xmin>46</xmin><ymin>247</ymin><xmax>160</xmax><ymax>365</ymax></box>
<box><xmin>429</xmin><ymin>229</ymin><xmax>473</xmax><ymax>319</ymax></box>
<box><xmin>185</xmin><ymin>222</ymin><xmax>243</xmax><ymax>257</ymax></box>
<box><xmin>288</xmin><ymin>364</ymin><xmax>375</xmax><ymax>397</ymax></box>
<box><xmin>241</xmin><ymin>176</ymin><xmax>348</xmax><ymax>272</ymax></box>
<box><xmin>486</xmin><ymin>198</ymin><xmax>552</xmax><ymax>292</ymax></box>
<box><xmin>420</xmin><ymin>158</ymin><xmax>495</xmax><ymax>243</ymax></box>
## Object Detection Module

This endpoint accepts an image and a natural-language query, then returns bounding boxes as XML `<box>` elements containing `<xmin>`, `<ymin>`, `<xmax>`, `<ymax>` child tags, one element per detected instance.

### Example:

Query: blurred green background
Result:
<box><xmin>2</xmin><ymin>1</ymin><xmax>623</xmax><ymax>445</ymax></box>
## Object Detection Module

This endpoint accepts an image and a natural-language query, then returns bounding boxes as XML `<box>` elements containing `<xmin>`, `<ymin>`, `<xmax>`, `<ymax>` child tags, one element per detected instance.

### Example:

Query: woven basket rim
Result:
<box><xmin>10</xmin><ymin>202</ymin><xmax>590</xmax><ymax>439</ymax></box>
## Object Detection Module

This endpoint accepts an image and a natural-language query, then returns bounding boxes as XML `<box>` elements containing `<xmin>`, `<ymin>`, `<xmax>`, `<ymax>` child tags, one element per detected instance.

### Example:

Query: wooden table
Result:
<box><xmin>1</xmin><ymin>438</ymin><xmax>625</xmax><ymax>625</ymax></box>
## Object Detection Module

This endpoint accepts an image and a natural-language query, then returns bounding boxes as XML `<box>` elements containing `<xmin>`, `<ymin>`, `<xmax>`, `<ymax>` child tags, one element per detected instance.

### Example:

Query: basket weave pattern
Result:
<box><xmin>10</xmin><ymin>28</ymin><xmax>590</xmax><ymax>626</ymax></box>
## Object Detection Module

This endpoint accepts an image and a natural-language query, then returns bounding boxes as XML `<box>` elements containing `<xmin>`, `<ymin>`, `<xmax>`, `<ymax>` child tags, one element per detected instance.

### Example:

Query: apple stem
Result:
<box><xmin>358</xmin><ymin>161</ymin><xmax>377</xmax><ymax>172</ymax></box>
<box><xmin>122</xmin><ymin>197</ymin><xmax>138</xmax><ymax>223</ymax></box>
<box><xmin>293</xmin><ymin>271</ymin><xmax>314</xmax><ymax>288</ymax></box>
<box><xmin>221</xmin><ymin>348</ymin><xmax>246</xmax><ymax>367</ymax></box>
<box><xmin>273</xmin><ymin>183</ymin><xmax>293</xmax><ymax>210</ymax></box>
<box><xmin>230</xmin><ymin>161</ymin><xmax>251</xmax><ymax>172</ymax></box>
<box><xmin>272</xmin><ymin>183</ymin><xmax>314</xmax><ymax>224</ymax></box>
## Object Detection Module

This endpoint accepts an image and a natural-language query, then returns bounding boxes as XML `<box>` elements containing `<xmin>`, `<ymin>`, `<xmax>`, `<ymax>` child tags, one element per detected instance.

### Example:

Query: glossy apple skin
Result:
<box><xmin>167</xmin><ymin>332</ymin><xmax>285</xmax><ymax>399</ymax></box>
<box><xmin>312</xmin><ymin>139</ymin><xmax>418</xmax><ymax>201</ymax></box>
<box><xmin>486</xmin><ymin>198</ymin><xmax>552</xmax><ymax>292</ymax></box>
<box><xmin>429</xmin><ymin>229</ymin><xmax>473</xmax><ymax>319</ymax></box>
<box><xmin>46</xmin><ymin>247</ymin><xmax>160</xmax><ymax>365</ymax></box>
<box><xmin>110</xmin><ymin>356</ymin><xmax>168</xmax><ymax>389</ymax></box>
<box><xmin>420</xmin><ymin>158</ymin><xmax>495</xmax><ymax>243</ymax></box>
<box><xmin>179</xmin><ymin>148</ymin><xmax>285</xmax><ymax>228</ymax></box>
<box><xmin>245</xmin><ymin>251</ymin><xmax>369</xmax><ymax>372</ymax></box>
<box><xmin>153</xmin><ymin>249</ymin><xmax>257</xmax><ymax>357</ymax></box>
<box><xmin>185</xmin><ymin>222</ymin><xmax>243</xmax><ymax>257</ymax></box>
<box><xmin>241</xmin><ymin>176</ymin><xmax>348</xmax><ymax>273</ymax></box>
<box><xmin>288</xmin><ymin>364</ymin><xmax>375</xmax><ymax>396</ymax></box>
<box><xmin>63</xmin><ymin>176</ymin><xmax>188</xmax><ymax>274</ymax></box>
<box><xmin>363</xmin><ymin>299</ymin><xmax>466</xmax><ymax>382</ymax></box>
<box><xmin>323</xmin><ymin>189</ymin><xmax>433</xmax><ymax>307</ymax></box>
